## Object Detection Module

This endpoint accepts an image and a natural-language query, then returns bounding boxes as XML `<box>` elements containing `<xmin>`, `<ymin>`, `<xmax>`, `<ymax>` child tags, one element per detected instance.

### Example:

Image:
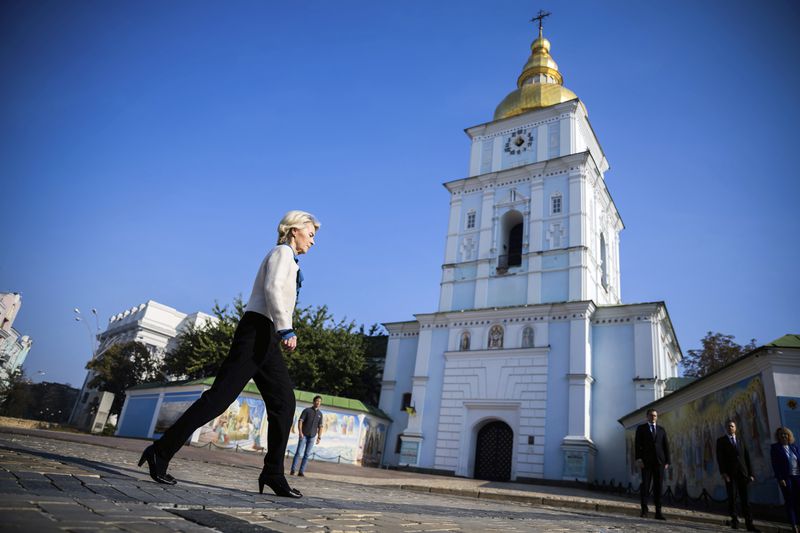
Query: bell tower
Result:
<box><xmin>438</xmin><ymin>16</ymin><xmax>622</xmax><ymax>312</ymax></box>
<box><xmin>380</xmin><ymin>13</ymin><xmax>682</xmax><ymax>487</ymax></box>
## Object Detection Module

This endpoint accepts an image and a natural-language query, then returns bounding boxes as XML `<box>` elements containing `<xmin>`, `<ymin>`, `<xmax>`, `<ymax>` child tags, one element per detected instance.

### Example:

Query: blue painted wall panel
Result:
<box><xmin>116</xmin><ymin>396</ymin><xmax>159</xmax><ymax>438</ymax></box>
<box><xmin>452</xmin><ymin>282</ymin><xmax>476</xmax><ymax>311</ymax></box>
<box><xmin>541</xmin><ymin>271</ymin><xmax>568</xmax><ymax>302</ymax></box>
<box><xmin>487</xmin><ymin>275</ymin><xmax>527</xmax><ymax>307</ymax></box>
<box><xmin>419</xmin><ymin>329</ymin><xmax>449</xmax><ymax>468</ymax></box>
<box><xmin>542</xmin><ymin>252</ymin><xmax>568</xmax><ymax>270</ymax></box>
<box><xmin>544</xmin><ymin>322</ymin><xmax>571</xmax><ymax>479</ymax></box>
<box><xmin>591</xmin><ymin>324</ymin><xmax>636</xmax><ymax>483</ymax></box>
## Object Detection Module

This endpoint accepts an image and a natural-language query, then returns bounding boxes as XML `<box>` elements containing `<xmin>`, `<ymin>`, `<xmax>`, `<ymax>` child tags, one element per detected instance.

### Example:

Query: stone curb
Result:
<box><xmin>379</xmin><ymin>484</ymin><xmax>792</xmax><ymax>533</ymax></box>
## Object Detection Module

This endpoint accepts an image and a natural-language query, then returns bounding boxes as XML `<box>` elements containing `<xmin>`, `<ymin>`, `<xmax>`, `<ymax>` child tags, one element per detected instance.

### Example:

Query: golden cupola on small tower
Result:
<box><xmin>494</xmin><ymin>24</ymin><xmax>578</xmax><ymax>120</ymax></box>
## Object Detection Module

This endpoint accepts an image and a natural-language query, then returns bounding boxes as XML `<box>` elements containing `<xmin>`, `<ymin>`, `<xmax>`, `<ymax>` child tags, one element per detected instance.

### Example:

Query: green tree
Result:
<box><xmin>161</xmin><ymin>298</ymin><xmax>244</xmax><ymax>380</ymax></box>
<box><xmin>287</xmin><ymin>305</ymin><xmax>367</xmax><ymax>397</ymax></box>
<box><xmin>86</xmin><ymin>341</ymin><xmax>161</xmax><ymax>415</ymax></box>
<box><xmin>162</xmin><ymin>298</ymin><xmax>386</xmax><ymax>404</ymax></box>
<box><xmin>357</xmin><ymin>324</ymin><xmax>388</xmax><ymax>406</ymax></box>
<box><xmin>682</xmin><ymin>332</ymin><xmax>757</xmax><ymax>377</ymax></box>
<box><xmin>0</xmin><ymin>368</ymin><xmax>32</xmax><ymax>418</ymax></box>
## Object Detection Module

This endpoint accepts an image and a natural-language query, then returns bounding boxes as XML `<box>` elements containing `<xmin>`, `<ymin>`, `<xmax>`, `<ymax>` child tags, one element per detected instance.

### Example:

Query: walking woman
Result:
<box><xmin>139</xmin><ymin>210</ymin><xmax>319</xmax><ymax>498</ymax></box>
<box><xmin>771</xmin><ymin>427</ymin><xmax>800</xmax><ymax>533</ymax></box>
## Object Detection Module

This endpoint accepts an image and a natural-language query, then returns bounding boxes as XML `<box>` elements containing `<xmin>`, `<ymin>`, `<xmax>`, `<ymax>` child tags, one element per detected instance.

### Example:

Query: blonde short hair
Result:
<box><xmin>276</xmin><ymin>210</ymin><xmax>320</xmax><ymax>245</ymax></box>
<box><xmin>776</xmin><ymin>427</ymin><xmax>796</xmax><ymax>444</ymax></box>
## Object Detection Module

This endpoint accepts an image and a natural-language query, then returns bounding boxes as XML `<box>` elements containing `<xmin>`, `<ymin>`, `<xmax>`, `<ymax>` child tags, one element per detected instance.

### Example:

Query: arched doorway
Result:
<box><xmin>498</xmin><ymin>210</ymin><xmax>523</xmax><ymax>271</ymax></box>
<box><xmin>474</xmin><ymin>420</ymin><xmax>513</xmax><ymax>481</ymax></box>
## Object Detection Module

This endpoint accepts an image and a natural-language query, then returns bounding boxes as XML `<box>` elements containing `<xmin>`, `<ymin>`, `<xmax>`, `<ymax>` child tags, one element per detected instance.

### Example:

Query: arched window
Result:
<box><xmin>600</xmin><ymin>233</ymin><xmax>608</xmax><ymax>290</ymax></box>
<box><xmin>488</xmin><ymin>325</ymin><xmax>504</xmax><ymax>349</ymax></box>
<box><xmin>521</xmin><ymin>326</ymin><xmax>534</xmax><ymax>348</ymax></box>
<box><xmin>460</xmin><ymin>331</ymin><xmax>471</xmax><ymax>351</ymax></box>
<box><xmin>499</xmin><ymin>210</ymin><xmax>523</xmax><ymax>270</ymax></box>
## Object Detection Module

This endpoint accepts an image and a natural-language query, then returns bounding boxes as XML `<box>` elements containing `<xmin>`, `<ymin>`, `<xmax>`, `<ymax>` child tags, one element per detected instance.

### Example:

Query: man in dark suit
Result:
<box><xmin>717</xmin><ymin>420</ymin><xmax>760</xmax><ymax>532</ymax></box>
<box><xmin>634</xmin><ymin>408</ymin><xmax>670</xmax><ymax>520</ymax></box>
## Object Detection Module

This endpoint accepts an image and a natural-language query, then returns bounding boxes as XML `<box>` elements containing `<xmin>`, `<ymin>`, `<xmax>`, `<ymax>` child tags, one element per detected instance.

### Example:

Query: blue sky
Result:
<box><xmin>2</xmin><ymin>1</ymin><xmax>798</xmax><ymax>388</ymax></box>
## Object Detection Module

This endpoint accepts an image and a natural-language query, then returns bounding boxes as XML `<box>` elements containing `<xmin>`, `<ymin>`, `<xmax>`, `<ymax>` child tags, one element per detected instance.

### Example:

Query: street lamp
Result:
<box><xmin>73</xmin><ymin>307</ymin><xmax>100</xmax><ymax>357</ymax></box>
<box><xmin>69</xmin><ymin>306</ymin><xmax>102</xmax><ymax>426</ymax></box>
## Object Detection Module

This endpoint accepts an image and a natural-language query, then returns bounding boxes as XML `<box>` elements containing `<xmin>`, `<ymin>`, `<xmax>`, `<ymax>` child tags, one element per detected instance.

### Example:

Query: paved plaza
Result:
<box><xmin>0</xmin><ymin>427</ymin><xmax>789</xmax><ymax>532</ymax></box>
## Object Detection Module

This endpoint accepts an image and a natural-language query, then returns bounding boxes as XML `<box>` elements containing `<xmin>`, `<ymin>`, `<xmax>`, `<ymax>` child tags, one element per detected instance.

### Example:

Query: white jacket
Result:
<box><xmin>245</xmin><ymin>244</ymin><xmax>298</xmax><ymax>331</ymax></box>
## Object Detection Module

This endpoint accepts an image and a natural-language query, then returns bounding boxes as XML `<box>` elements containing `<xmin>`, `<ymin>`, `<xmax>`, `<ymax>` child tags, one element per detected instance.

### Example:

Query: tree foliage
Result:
<box><xmin>162</xmin><ymin>298</ymin><xmax>387</xmax><ymax>404</ymax></box>
<box><xmin>287</xmin><ymin>306</ymin><xmax>367</xmax><ymax>398</ymax></box>
<box><xmin>86</xmin><ymin>341</ymin><xmax>161</xmax><ymax>415</ymax></box>
<box><xmin>161</xmin><ymin>298</ymin><xmax>244</xmax><ymax>380</ymax></box>
<box><xmin>682</xmin><ymin>331</ymin><xmax>757</xmax><ymax>377</ymax></box>
<box><xmin>359</xmin><ymin>323</ymin><xmax>388</xmax><ymax>406</ymax></box>
<box><xmin>0</xmin><ymin>368</ymin><xmax>32</xmax><ymax>418</ymax></box>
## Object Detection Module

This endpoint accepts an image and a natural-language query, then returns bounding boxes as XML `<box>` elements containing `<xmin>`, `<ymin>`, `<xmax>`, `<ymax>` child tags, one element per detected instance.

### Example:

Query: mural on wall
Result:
<box><xmin>196</xmin><ymin>397</ymin><xmax>267</xmax><ymax>451</ymax></box>
<box><xmin>154</xmin><ymin>394</ymin><xmax>200</xmax><ymax>435</ymax></box>
<box><xmin>287</xmin><ymin>408</ymin><xmax>363</xmax><ymax>464</ymax></box>
<box><xmin>158</xmin><ymin>391</ymin><xmax>392</xmax><ymax>465</ymax></box>
<box><xmin>625</xmin><ymin>374</ymin><xmax>775</xmax><ymax>503</ymax></box>
<box><xmin>360</xmin><ymin>417</ymin><xmax>387</xmax><ymax>466</ymax></box>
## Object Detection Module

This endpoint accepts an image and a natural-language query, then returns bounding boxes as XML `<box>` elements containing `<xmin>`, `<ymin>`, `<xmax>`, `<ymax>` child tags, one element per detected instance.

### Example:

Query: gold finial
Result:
<box><xmin>493</xmin><ymin>10</ymin><xmax>578</xmax><ymax>120</ymax></box>
<box><xmin>530</xmin><ymin>9</ymin><xmax>550</xmax><ymax>38</ymax></box>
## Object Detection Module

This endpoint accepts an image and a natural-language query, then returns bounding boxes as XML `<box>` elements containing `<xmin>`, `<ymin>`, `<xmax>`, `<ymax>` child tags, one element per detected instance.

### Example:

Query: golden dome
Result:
<box><xmin>494</xmin><ymin>27</ymin><xmax>577</xmax><ymax>120</ymax></box>
<box><xmin>517</xmin><ymin>34</ymin><xmax>562</xmax><ymax>86</ymax></box>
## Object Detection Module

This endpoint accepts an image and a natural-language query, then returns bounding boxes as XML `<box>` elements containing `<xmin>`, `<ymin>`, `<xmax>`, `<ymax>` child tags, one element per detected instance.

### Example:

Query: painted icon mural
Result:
<box><xmin>360</xmin><ymin>417</ymin><xmax>388</xmax><ymax>466</ymax></box>
<box><xmin>625</xmin><ymin>374</ymin><xmax>774</xmax><ymax>503</ymax></box>
<box><xmin>196</xmin><ymin>397</ymin><xmax>267</xmax><ymax>451</ymax></box>
<box><xmin>287</xmin><ymin>408</ymin><xmax>363</xmax><ymax>463</ymax></box>
<box><xmin>149</xmin><ymin>388</ymin><xmax>389</xmax><ymax>466</ymax></box>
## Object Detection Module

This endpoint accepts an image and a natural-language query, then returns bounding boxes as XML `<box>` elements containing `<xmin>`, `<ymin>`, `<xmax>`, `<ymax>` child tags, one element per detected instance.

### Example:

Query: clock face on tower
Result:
<box><xmin>504</xmin><ymin>129</ymin><xmax>533</xmax><ymax>155</ymax></box>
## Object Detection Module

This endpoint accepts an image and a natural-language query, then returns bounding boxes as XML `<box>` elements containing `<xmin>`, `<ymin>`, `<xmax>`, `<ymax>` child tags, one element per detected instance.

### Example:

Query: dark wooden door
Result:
<box><xmin>474</xmin><ymin>420</ymin><xmax>513</xmax><ymax>481</ymax></box>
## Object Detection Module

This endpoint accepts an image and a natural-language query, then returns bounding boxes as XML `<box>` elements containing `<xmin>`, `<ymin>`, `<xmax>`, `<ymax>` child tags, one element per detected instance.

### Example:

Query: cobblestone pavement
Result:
<box><xmin>0</xmin><ymin>429</ymin><xmax>786</xmax><ymax>532</ymax></box>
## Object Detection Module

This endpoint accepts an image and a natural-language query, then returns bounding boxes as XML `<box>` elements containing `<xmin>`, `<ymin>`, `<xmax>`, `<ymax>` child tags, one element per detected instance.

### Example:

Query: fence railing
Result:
<box><xmin>191</xmin><ymin>440</ymin><xmax>355</xmax><ymax>464</ymax></box>
<box><xmin>497</xmin><ymin>253</ymin><xmax>521</xmax><ymax>272</ymax></box>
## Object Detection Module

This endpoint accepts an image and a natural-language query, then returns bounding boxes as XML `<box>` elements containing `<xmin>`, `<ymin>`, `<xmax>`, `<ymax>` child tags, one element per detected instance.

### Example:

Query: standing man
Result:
<box><xmin>717</xmin><ymin>420</ymin><xmax>761</xmax><ymax>532</ymax></box>
<box><xmin>635</xmin><ymin>408</ymin><xmax>670</xmax><ymax>520</ymax></box>
<box><xmin>290</xmin><ymin>395</ymin><xmax>324</xmax><ymax>477</ymax></box>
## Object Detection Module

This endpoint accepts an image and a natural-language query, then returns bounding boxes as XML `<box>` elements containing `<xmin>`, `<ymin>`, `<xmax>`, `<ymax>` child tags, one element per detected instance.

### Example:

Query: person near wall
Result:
<box><xmin>290</xmin><ymin>395</ymin><xmax>324</xmax><ymax>476</ymax></box>
<box><xmin>717</xmin><ymin>419</ymin><xmax>761</xmax><ymax>532</ymax></box>
<box><xmin>634</xmin><ymin>408</ymin><xmax>670</xmax><ymax>520</ymax></box>
<box><xmin>771</xmin><ymin>427</ymin><xmax>800</xmax><ymax>533</ymax></box>
<box><xmin>137</xmin><ymin>210</ymin><xmax>320</xmax><ymax>499</ymax></box>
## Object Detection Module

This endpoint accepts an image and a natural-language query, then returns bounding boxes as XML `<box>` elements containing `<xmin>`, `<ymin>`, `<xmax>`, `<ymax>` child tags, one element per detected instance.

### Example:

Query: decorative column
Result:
<box><xmin>561</xmin><ymin>303</ymin><xmax>596</xmax><ymax>482</ymax></box>
<box><xmin>439</xmin><ymin>195</ymin><xmax>462</xmax><ymax>311</ymax></box>
<box><xmin>474</xmin><ymin>184</ymin><xmax>495</xmax><ymax>308</ymax></box>
<box><xmin>567</xmin><ymin>169</ymin><xmax>588</xmax><ymax>301</ymax></box>
<box><xmin>399</xmin><ymin>323</ymin><xmax>434</xmax><ymax>466</ymax></box>
<box><xmin>633</xmin><ymin>309</ymin><xmax>659</xmax><ymax>408</ymax></box>
<box><xmin>527</xmin><ymin>178</ymin><xmax>544</xmax><ymax>304</ymax></box>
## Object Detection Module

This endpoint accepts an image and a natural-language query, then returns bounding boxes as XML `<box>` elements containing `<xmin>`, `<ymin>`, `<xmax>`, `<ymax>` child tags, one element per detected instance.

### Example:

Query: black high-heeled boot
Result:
<box><xmin>258</xmin><ymin>472</ymin><xmax>302</xmax><ymax>498</ymax></box>
<box><xmin>138</xmin><ymin>445</ymin><xmax>177</xmax><ymax>485</ymax></box>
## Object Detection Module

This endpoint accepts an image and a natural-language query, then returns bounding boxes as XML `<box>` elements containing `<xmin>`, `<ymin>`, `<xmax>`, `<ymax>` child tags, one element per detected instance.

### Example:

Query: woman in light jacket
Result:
<box><xmin>771</xmin><ymin>427</ymin><xmax>800</xmax><ymax>532</ymax></box>
<box><xmin>139</xmin><ymin>210</ymin><xmax>319</xmax><ymax>498</ymax></box>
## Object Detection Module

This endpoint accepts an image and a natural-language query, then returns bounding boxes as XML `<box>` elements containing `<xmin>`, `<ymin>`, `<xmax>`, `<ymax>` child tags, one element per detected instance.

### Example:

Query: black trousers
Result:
<box><xmin>641</xmin><ymin>464</ymin><xmax>664</xmax><ymax>512</ymax></box>
<box><xmin>725</xmin><ymin>474</ymin><xmax>753</xmax><ymax>524</ymax></box>
<box><xmin>778</xmin><ymin>475</ymin><xmax>800</xmax><ymax>526</ymax></box>
<box><xmin>153</xmin><ymin>311</ymin><xmax>296</xmax><ymax>475</ymax></box>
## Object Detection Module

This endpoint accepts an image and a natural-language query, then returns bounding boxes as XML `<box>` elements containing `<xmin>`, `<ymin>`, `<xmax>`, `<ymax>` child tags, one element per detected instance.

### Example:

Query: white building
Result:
<box><xmin>378</xmin><ymin>24</ymin><xmax>681</xmax><ymax>484</ymax></box>
<box><xmin>619</xmin><ymin>334</ymin><xmax>800</xmax><ymax>505</ymax></box>
<box><xmin>0</xmin><ymin>292</ymin><xmax>33</xmax><ymax>383</ymax></box>
<box><xmin>70</xmin><ymin>300</ymin><xmax>215</xmax><ymax>431</ymax></box>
